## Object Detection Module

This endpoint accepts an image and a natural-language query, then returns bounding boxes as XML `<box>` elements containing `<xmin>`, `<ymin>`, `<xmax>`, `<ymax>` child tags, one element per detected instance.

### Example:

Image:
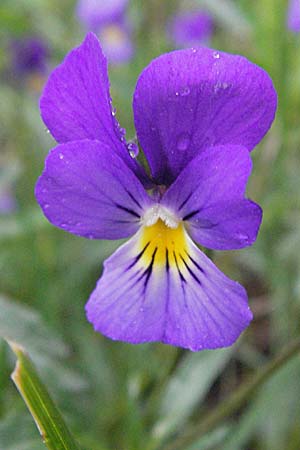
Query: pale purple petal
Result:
<box><xmin>133</xmin><ymin>47</ymin><xmax>277</xmax><ymax>184</ymax></box>
<box><xmin>98</xmin><ymin>22</ymin><xmax>134</xmax><ymax>64</ymax></box>
<box><xmin>169</xmin><ymin>10</ymin><xmax>213</xmax><ymax>48</ymax></box>
<box><xmin>77</xmin><ymin>0</ymin><xmax>129</xmax><ymax>29</ymax></box>
<box><xmin>86</xmin><ymin>225</ymin><xmax>252</xmax><ymax>351</ymax></box>
<box><xmin>0</xmin><ymin>189</ymin><xmax>17</xmax><ymax>214</ymax></box>
<box><xmin>162</xmin><ymin>144</ymin><xmax>262</xmax><ymax>250</ymax></box>
<box><xmin>35</xmin><ymin>140</ymin><xmax>153</xmax><ymax>240</ymax></box>
<box><xmin>287</xmin><ymin>0</ymin><xmax>300</xmax><ymax>32</ymax></box>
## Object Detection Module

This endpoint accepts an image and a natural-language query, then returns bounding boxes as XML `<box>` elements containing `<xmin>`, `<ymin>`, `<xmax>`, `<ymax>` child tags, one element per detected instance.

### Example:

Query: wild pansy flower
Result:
<box><xmin>35</xmin><ymin>33</ymin><xmax>277</xmax><ymax>351</ymax></box>
<box><xmin>0</xmin><ymin>158</ymin><xmax>19</xmax><ymax>214</ymax></box>
<box><xmin>10</xmin><ymin>37</ymin><xmax>49</xmax><ymax>91</ymax></box>
<box><xmin>76</xmin><ymin>0</ymin><xmax>133</xmax><ymax>64</ymax></box>
<box><xmin>287</xmin><ymin>0</ymin><xmax>300</xmax><ymax>32</ymax></box>
<box><xmin>169</xmin><ymin>10</ymin><xmax>213</xmax><ymax>49</ymax></box>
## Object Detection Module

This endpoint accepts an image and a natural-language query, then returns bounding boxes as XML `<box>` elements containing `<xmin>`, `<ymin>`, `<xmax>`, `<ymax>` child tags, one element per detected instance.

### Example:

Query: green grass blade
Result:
<box><xmin>8</xmin><ymin>342</ymin><xmax>81</xmax><ymax>450</ymax></box>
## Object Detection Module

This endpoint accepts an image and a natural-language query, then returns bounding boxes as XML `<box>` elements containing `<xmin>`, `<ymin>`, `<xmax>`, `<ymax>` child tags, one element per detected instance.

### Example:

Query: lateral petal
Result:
<box><xmin>35</xmin><ymin>139</ymin><xmax>153</xmax><ymax>240</ymax></box>
<box><xmin>162</xmin><ymin>144</ymin><xmax>262</xmax><ymax>250</ymax></box>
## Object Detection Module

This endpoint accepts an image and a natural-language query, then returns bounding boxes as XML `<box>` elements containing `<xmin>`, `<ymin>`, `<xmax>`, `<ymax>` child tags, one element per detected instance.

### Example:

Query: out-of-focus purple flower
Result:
<box><xmin>169</xmin><ymin>10</ymin><xmax>213</xmax><ymax>48</ymax></box>
<box><xmin>36</xmin><ymin>34</ymin><xmax>277</xmax><ymax>351</ymax></box>
<box><xmin>76</xmin><ymin>0</ymin><xmax>133</xmax><ymax>64</ymax></box>
<box><xmin>0</xmin><ymin>160</ymin><xmax>18</xmax><ymax>214</ymax></box>
<box><xmin>77</xmin><ymin>0</ymin><xmax>128</xmax><ymax>28</ymax></box>
<box><xmin>11</xmin><ymin>37</ymin><xmax>49</xmax><ymax>76</ymax></box>
<box><xmin>287</xmin><ymin>0</ymin><xmax>300</xmax><ymax>32</ymax></box>
<box><xmin>0</xmin><ymin>189</ymin><xmax>17</xmax><ymax>214</ymax></box>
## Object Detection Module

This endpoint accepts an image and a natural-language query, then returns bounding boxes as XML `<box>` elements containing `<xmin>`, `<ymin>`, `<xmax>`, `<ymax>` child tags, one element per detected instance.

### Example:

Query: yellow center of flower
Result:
<box><xmin>138</xmin><ymin>219</ymin><xmax>189</xmax><ymax>270</ymax></box>
<box><xmin>100</xmin><ymin>25</ymin><xmax>126</xmax><ymax>46</ymax></box>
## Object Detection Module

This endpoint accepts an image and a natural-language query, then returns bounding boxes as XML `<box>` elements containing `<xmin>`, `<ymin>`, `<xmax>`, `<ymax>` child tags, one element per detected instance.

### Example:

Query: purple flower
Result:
<box><xmin>35</xmin><ymin>34</ymin><xmax>277</xmax><ymax>351</ymax></box>
<box><xmin>0</xmin><ymin>189</ymin><xmax>16</xmax><ymax>214</ymax></box>
<box><xmin>11</xmin><ymin>37</ymin><xmax>49</xmax><ymax>76</ymax></box>
<box><xmin>76</xmin><ymin>0</ymin><xmax>133</xmax><ymax>64</ymax></box>
<box><xmin>169</xmin><ymin>10</ymin><xmax>213</xmax><ymax>48</ymax></box>
<box><xmin>287</xmin><ymin>0</ymin><xmax>300</xmax><ymax>32</ymax></box>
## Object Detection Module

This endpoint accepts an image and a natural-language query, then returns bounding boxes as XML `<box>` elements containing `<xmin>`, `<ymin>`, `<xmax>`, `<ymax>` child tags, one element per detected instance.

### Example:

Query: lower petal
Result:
<box><xmin>86</xmin><ymin>222</ymin><xmax>252</xmax><ymax>351</ymax></box>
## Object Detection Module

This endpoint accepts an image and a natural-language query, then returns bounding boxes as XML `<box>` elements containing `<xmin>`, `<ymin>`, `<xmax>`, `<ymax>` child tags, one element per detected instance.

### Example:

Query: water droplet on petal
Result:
<box><xmin>213</xmin><ymin>51</ymin><xmax>220</xmax><ymax>59</ymax></box>
<box><xmin>59</xmin><ymin>153</ymin><xmax>64</xmax><ymax>160</ymax></box>
<box><xmin>236</xmin><ymin>232</ymin><xmax>250</xmax><ymax>243</ymax></box>
<box><xmin>44</xmin><ymin>203</ymin><xmax>49</xmax><ymax>209</ymax></box>
<box><xmin>111</xmin><ymin>107</ymin><xmax>116</xmax><ymax>116</ymax></box>
<box><xmin>176</xmin><ymin>133</ymin><xmax>191</xmax><ymax>151</ymax></box>
<box><xmin>127</xmin><ymin>142</ymin><xmax>139</xmax><ymax>158</ymax></box>
<box><xmin>60</xmin><ymin>223</ymin><xmax>67</xmax><ymax>228</ymax></box>
<box><xmin>175</xmin><ymin>91</ymin><xmax>179</xmax><ymax>96</ymax></box>
<box><xmin>179</xmin><ymin>86</ymin><xmax>190</xmax><ymax>96</ymax></box>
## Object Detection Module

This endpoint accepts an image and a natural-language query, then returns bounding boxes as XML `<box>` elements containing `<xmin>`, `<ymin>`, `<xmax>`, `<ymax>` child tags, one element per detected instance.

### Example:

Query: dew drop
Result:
<box><xmin>60</xmin><ymin>223</ymin><xmax>67</xmax><ymax>228</ymax></box>
<box><xmin>111</xmin><ymin>107</ymin><xmax>116</xmax><ymax>116</ymax></box>
<box><xmin>179</xmin><ymin>86</ymin><xmax>190</xmax><ymax>96</ymax></box>
<box><xmin>44</xmin><ymin>203</ymin><xmax>49</xmax><ymax>209</ymax></box>
<box><xmin>176</xmin><ymin>133</ymin><xmax>190</xmax><ymax>151</ymax></box>
<box><xmin>59</xmin><ymin>153</ymin><xmax>64</xmax><ymax>160</ymax></box>
<box><xmin>127</xmin><ymin>142</ymin><xmax>139</xmax><ymax>158</ymax></box>
<box><xmin>115</xmin><ymin>123</ymin><xmax>126</xmax><ymax>142</ymax></box>
<box><xmin>213</xmin><ymin>51</ymin><xmax>220</xmax><ymax>59</ymax></box>
<box><xmin>236</xmin><ymin>232</ymin><xmax>250</xmax><ymax>243</ymax></box>
<box><xmin>175</xmin><ymin>91</ymin><xmax>179</xmax><ymax>96</ymax></box>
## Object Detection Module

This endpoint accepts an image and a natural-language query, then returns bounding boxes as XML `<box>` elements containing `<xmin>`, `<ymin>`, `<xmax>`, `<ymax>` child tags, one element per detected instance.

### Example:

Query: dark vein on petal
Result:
<box><xmin>136</xmin><ymin>247</ymin><xmax>157</xmax><ymax>286</ymax></box>
<box><xmin>173</xmin><ymin>251</ymin><xmax>186</xmax><ymax>283</ymax></box>
<box><xmin>165</xmin><ymin>248</ymin><xmax>170</xmax><ymax>273</ymax></box>
<box><xmin>185</xmin><ymin>251</ymin><xmax>205</xmax><ymax>274</ymax></box>
<box><xmin>183</xmin><ymin>209</ymin><xmax>200</xmax><ymax>221</ymax></box>
<box><xmin>143</xmin><ymin>247</ymin><xmax>158</xmax><ymax>288</ymax></box>
<box><xmin>179</xmin><ymin>255</ymin><xmax>202</xmax><ymax>285</ymax></box>
<box><xmin>126</xmin><ymin>242</ymin><xmax>150</xmax><ymax>270</ymax></box>
<box><xmin>115</xmin><ymin>203</ymin><xmax>141</xmax><ymax>218</ymax></box>
<box><xmin>124</xmin><ymin>187</ymin><xmax>143</xmax><ymax>210</ymax></box>
<box><xmin>178</xmin><ymin>194</ymin><xmax>192</xmax><ymax>211</ymax></box>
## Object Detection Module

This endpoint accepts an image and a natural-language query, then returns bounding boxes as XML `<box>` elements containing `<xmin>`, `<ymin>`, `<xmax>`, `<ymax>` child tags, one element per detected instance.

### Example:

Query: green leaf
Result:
<box><xmin>0</xmin><ymin>296</ymin><xmax>68</xmax><ymax>359</ymax></box>
<box><xmin>9</xmin><ymin>342</ymin><xmax>81</xmax><ymax>450</ymax></box>
<box><xmin>0</xmin><ymin>412</ymin><xmax>44</xmax><ymax>450</ymax></box>
<box><xmin>0</xmin><ymin>296</ymin><xmax>87</xmax><ymax>393</ymax></box>
<box><xmin>153</xmin><ymin>346</ymin><xmax>234</xmax><ymax>439</ymax></box>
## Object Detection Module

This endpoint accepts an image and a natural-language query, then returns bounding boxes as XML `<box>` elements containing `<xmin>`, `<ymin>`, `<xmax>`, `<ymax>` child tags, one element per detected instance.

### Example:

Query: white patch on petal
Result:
<box><xmin>142</xmin><ymin>204</ymin><xmax>179</xmax><ymax>229</ymax></box>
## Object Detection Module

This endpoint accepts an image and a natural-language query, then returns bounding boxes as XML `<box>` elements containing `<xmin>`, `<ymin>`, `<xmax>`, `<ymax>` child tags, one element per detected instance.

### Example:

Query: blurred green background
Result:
<box><xmin>1</xmin><ymin>0</ymin><xmax>300</xmax><ymax>449</ymax></box>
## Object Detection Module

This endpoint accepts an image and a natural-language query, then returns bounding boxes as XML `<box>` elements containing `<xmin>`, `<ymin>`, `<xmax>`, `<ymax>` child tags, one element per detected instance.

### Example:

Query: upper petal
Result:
<box><xmin>40</xmin><ymin>32</ymin><xmax>145</xmax><ymax>180</ymax></box>
<box><xmin>161</xmin><ymin>144</ymin><xmax>262</xmax><ymax>250</ymax></box>
<box><xmin>86</xmin><ymin>221</ymin><xmax>252</xmax><ymax>351</ymax></box>
<box><xmin>133</xmin><ymin>47</ymin><xmax>277</xmax><ymax>184</ymax></box>
<box><xmin>35</xmin><ymin>139</ymin><xmax>153</xmax><ymax>240</ymax></box>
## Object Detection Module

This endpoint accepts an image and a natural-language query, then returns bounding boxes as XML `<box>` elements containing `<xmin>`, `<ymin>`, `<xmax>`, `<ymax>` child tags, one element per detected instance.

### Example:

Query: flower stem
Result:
<box><xmin>163</xmin><ymin>338</ymin><xmax>300</xmax><ymax>450</ymax></box>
